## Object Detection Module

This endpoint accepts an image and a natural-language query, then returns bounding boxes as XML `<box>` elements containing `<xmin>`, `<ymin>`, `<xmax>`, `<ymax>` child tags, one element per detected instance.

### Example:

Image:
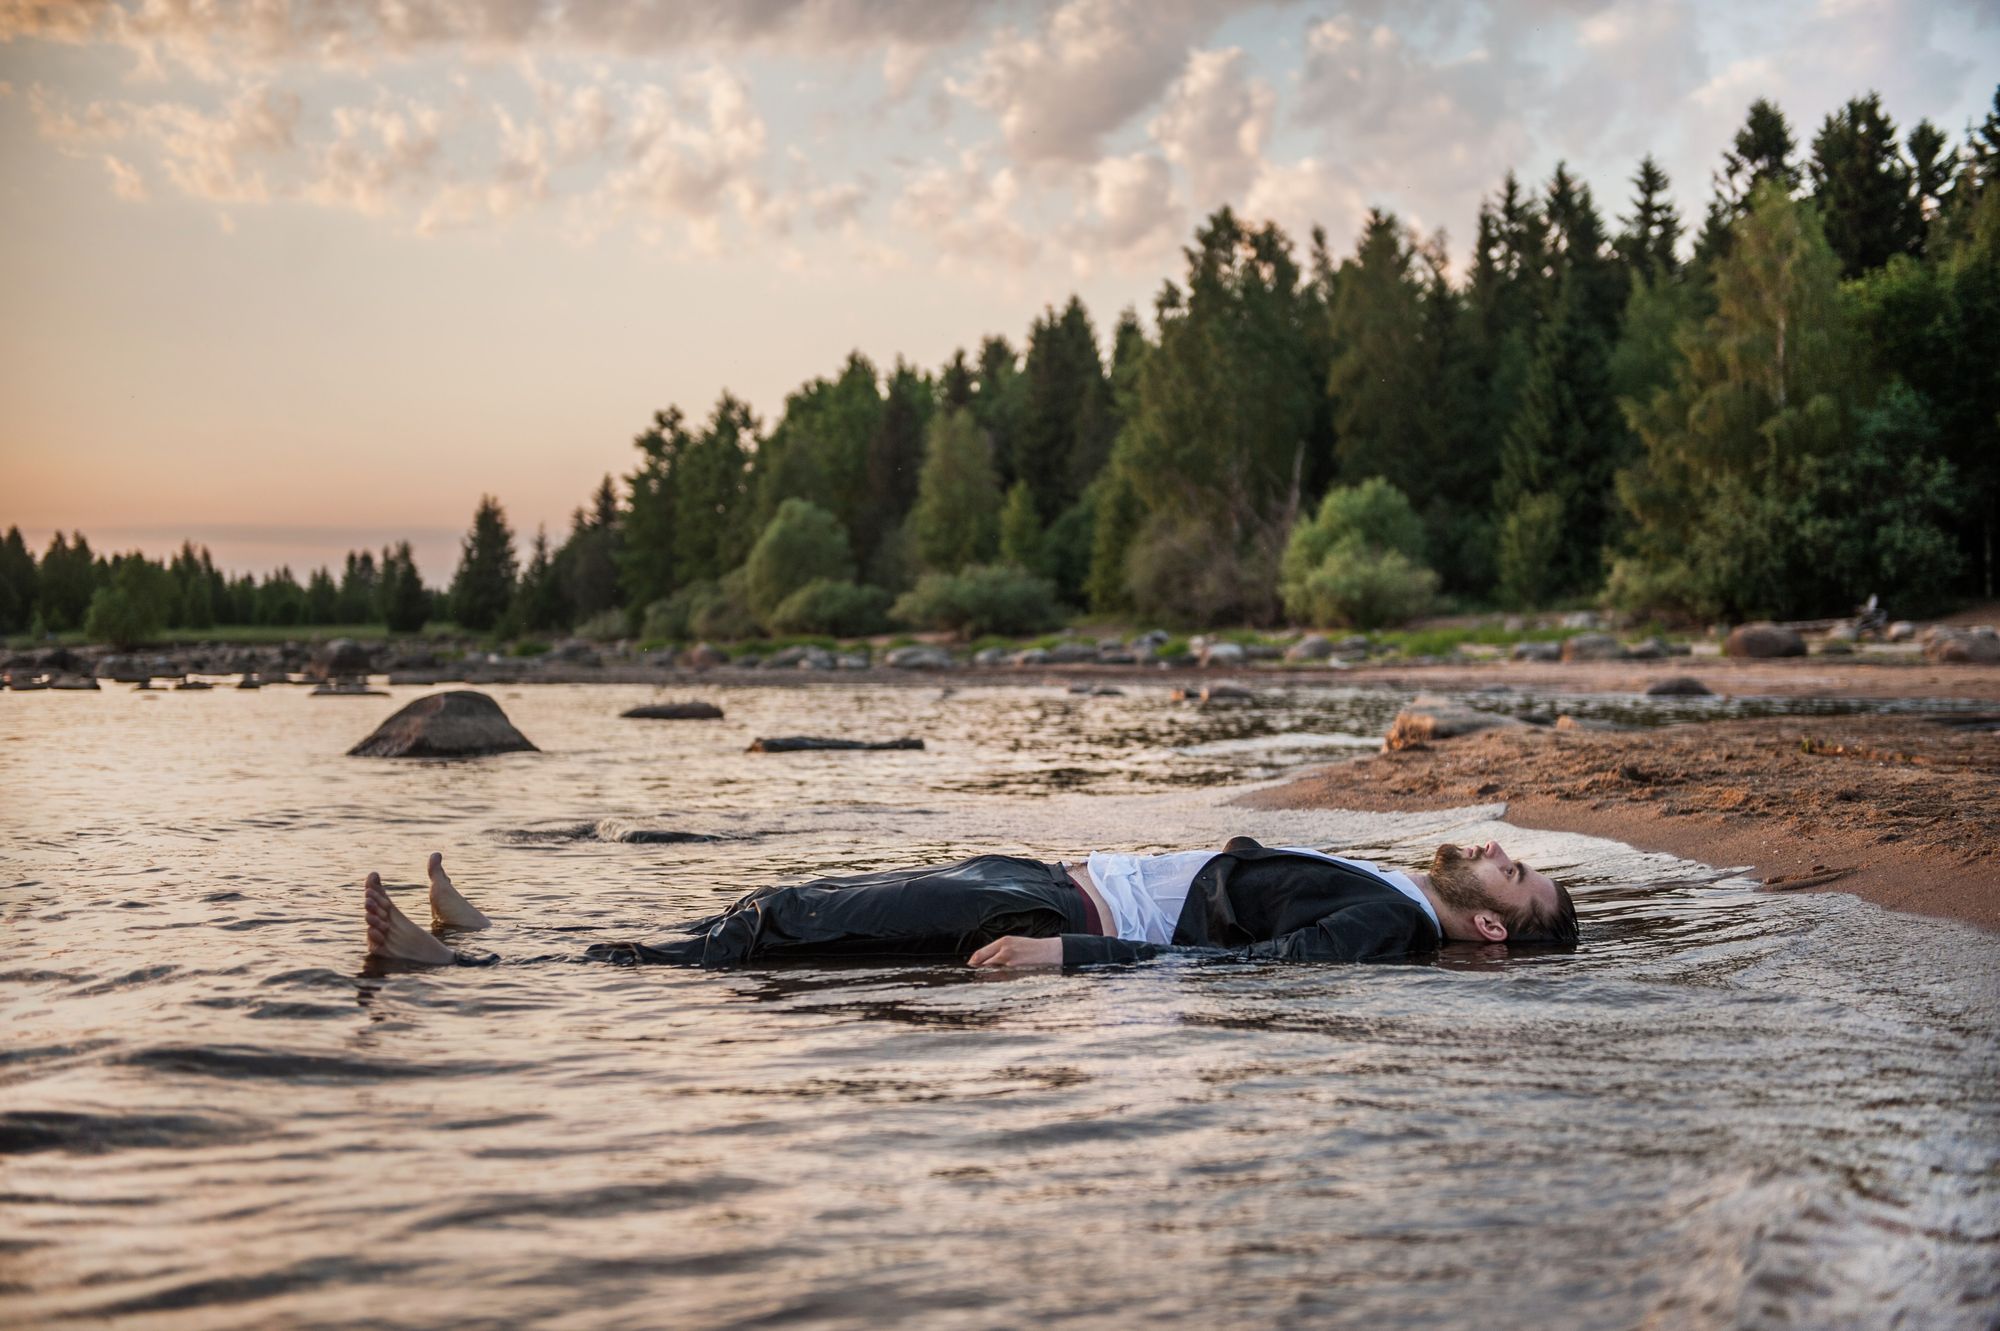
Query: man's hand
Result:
<box><xmin>967</xmin><ymin>935</ymin><xmax>1063</xmax><ymax>968</ymax></box>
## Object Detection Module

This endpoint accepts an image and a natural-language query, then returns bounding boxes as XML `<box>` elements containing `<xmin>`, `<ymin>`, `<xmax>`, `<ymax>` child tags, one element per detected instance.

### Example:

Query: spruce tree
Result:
<box><xmin>998</xmin><ymin>481</ymin><xmax>1046</xmax><ymax>575</ymax></box>
<box><xmin>1697</xmin><ymin>98</ymin><xmax>1800</xmax><ymax>263</ymax></box>
<box><xmin>1014</xmin><ymin>298</ymin><xmax>1112</xmax><ymax>522</ymax></box>
<box><xmin>860</xmin><ymin>363</ymin><xmax>932</xmax><ymax>571</ymax></box>
<box><xmin>558</xmin><ymin>475</ymin><xmax>622</xmax><ymax>620</ymax></box>
<box><xmin>673</xmin><ymin>394</ymin><xmax>756</xmax><ymax>584</ymax></box>
<box><xmin>448</xmin><ymin>495</ymin><xmax>518</xmax><ymax>632</ymax></box>
<box><xmin>338</xmin><ymin>550</ymin><xmax>378</xmax><ymax>623</ymax></box>
<box><xmin>909</xmin><ymin>409</ymin><xmax>1002</xmax><ymax>574</ymax></box>
<box><xmin>381</xmin><ymin>543</ymin><xmax>430</xmax><ymax>633</ymax></box>
<box><xmin>1616</xmin><ymin>156</ymin><xmax>1683</xmax><ymax>279</ymax></box>
<box><xmin>304</xmin><ymin>568</ymin><xmax>339</xmax><ymax>624</ymax></box>
<box><xmin>511</xmin><ymin>527</ymin><xmax>570</xmax><ymax>632</ymax></box>
<box><xmin>621</xmin><ymin>407</ymin><xmax>691</xmax><ymax>612</ymax></box>
<box><xmin>0</xmin><ymin>526</ymin><xmax>37</xmax><ymax>633</ymax></box>
<box><xmin>1907</xmin><ymin>118</ymin><xmax>1953</xmax><ymax>248</ymax></box>
<box><xmin>1810</xmin><ymin>93</ymin><xmax>1921</xmax><ymax>276</ymax></box>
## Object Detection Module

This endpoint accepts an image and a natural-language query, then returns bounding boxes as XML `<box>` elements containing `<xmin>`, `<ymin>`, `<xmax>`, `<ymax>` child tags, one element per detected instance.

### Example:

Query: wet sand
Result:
<box><xmin>1242</xmin><ymin>705</ymin><xmax>2000</xmax><ymax>933</ymax></box>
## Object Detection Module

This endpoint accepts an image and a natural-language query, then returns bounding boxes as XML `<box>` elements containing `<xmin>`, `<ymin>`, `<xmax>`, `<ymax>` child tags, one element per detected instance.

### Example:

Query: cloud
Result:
<box><xmin>1294</xmin><ymin>16</ymin><xmax>1534</xmax><ymax>240</ymax></box>
<box><xmin>102</xmin><ymin>153</ymin><xmax>147</xmax><ymax>200</ymax></box>
<box><xmin>1148</xmin><ymin>45</ymin><xmax>1272</xmax><ymax>212</ymax></box>
<box><xmin>1070</xmin><ymin>149</ymin><xmax>1179</xmax><ymax>264</ymax></box>
<box><xmin>125</xmin><ymin>82</ymin><xmax>302</xmax><ymax>204</ymax></box>
<box><xmin>0</xmin><ymin>0</ymin><xmax>999</xmax><ymax>74</ymax></box>
<box><xmin>304</xmin><ymin>95</ymin><xmax>445</xmax><ymax>215</ymax></box>
<box><xmin>600</xmin><ymin>66</ymin><xmax>769</xmax><ymax>226</ymax></box>
<box><xmin>892</xmin><ymin>149</ymin><xmax>1039</xmax><ymax>267</ymax></box>
<box><xmin>951</xmin><ymin>0</ymin><xmax>1252</xmax><ymax>164</ymax></box>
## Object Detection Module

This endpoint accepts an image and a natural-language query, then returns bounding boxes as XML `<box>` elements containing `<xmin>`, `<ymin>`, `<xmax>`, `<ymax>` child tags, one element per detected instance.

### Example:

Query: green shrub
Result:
<box><xmin>1280</xmin><ymin>479</ymin><xmax>1438</xmax><ymax>628</ymax></box>
<box><xmin>1126</xmin><ymin>511</ymin><xmax>1277</xmax><ymax>627</ymax></box>
<box><xmin>766</xmin><ymin>579</ymin><xmax>892</xmax><ymax>636</ymax></box>
<box><xmin>84</xmin><ymin>585</ymin><xmax>161</xmax><ymax>649</ymax></box>
<box><xmin>509</xmin><ymin>639</ymin><xmax>552</xmax><ymax>657</ymax></box>
<box><xmin>573</xmin><ymin>608</ymin><xmax>629</xmax><ymax>641</ymax></box>
<box><xmin>1496</xmin><ymin>492</ymin><xmax>1567</xmax><ymax>609</ymax></box>
<box><xmin>890</xmin><ymin>564</ymin><xmax>1061</xmax><ymax>637</ymax></box>
<box><xmin>693</xmin><ymin>569</ymin><xmax>761</xmax><ymax>641</ymax></box>
<box><xmin>1286</xmin><ymin>539</ymin><xmax>1438</xmax><ymax>629</ymax></box>
<box><xmin>747</xmin><ymin>499</ymin><xmax>854</xmax><ymax>621</ymax></box>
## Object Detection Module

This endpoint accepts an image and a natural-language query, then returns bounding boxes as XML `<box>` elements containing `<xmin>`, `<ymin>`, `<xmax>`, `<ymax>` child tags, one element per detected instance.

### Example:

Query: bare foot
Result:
<box><xmin>427</xmin><ymin>852</ymin><xmax>490</xmax><ymax>930</ymax></box>
<box><xmin>364</xmin><ymin>871</ymin><xmax>455</xmax><ymax>965</ymax></box>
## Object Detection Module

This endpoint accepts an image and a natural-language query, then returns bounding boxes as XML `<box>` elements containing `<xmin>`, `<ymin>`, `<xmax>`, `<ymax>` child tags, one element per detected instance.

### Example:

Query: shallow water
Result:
<box><xmin>4</xmin><ymin>682</ymin><xmax>1997</xmax><ymax>1329</ymax></box>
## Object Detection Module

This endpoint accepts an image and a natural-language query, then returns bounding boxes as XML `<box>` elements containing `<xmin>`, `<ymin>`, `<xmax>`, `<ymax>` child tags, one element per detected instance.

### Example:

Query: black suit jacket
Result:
<box><xmin>1061</xmin><ymin>837</ymin><xmax>1442</xmax><ymax>967</ymax></box>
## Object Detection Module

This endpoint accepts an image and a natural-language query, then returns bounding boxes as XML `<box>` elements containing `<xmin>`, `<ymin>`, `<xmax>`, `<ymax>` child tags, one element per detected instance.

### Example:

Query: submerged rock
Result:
<box><xmin>348</xmin><ymin>690</ymin><xmax>538</xmax><ymax>758</ymax></box>
<box><xmin>1645</xmin><ymin>675</ymin><xmax>1714</xmax><ymax>697</ymax></box>
<box><xmin>1383</xmin><ymin>694</ymin><xmax>1525</xmax><ymax>751</ymax></box>
<box><xmin>310</xmin><ymin>638</ymin><xmax>375</xmax><ymax>680</ymax></box>
<box><xmin>747</xmin><ymin>736</ymin><xmax>924</xmax><ymax>752</ymax></box>
<box><xmin>622</xmin><ymin>701</ymin><xmax>725</xmax><ymax>720</ymax></box>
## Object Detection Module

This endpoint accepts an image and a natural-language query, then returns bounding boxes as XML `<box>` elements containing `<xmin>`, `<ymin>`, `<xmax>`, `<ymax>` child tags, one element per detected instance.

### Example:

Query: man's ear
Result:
<box><xmin>1472</xmin><ymin>912</ymin><xmax>1509</xmax><ymax>942</ymax></box>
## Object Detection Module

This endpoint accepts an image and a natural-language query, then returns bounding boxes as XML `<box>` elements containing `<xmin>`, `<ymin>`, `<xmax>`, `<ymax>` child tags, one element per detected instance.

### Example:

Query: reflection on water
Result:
<box><xmin>3</xmin><ymin>682</ymin><xmax>1997</xmax><ymax>1329</ymax></box>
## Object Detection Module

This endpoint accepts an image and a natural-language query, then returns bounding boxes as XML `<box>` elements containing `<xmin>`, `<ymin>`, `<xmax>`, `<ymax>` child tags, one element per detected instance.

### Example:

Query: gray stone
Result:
<box><xmin>1512</xmin><ymin>640</ymin><xmax>1562</xmax><ymax>662</ymax></box>
<box><xmin>1013</xmin><ymin>648</ymin><xmax>1052</xmax><ymax>666</ymax></box>
<box><xmin>1200</xmin><ymin>641</ymin><xmax>1247</xmax><ymax>668</ymax></box>
<box><xmin>547</xmin><ymin>638</ymin><xmax>602</xmax><ymax>666</ymax></box>
<box><xmin>681</xmin><ymin>642</ymin><xmax>729</xmax><ymax>669</ymax></box>
<box><xmin>622</xmin><ymin>701</ymin><xmax>724</xmax><ymax>720</ymax></box>
<box><xmin>885</xmin><ymin>645</ymin><xmax>955</xmax><ymax>669</ymax></box>
<box><xmin>764</xmin><ymin>645</ymin><xmax>810</xmax><ymax>669</ymax></box>
<box><xmin>1047</xmin><ymin>642</ymin><xmax>1098</xmax><ymax>664</ymax></box>
<box><xmin>1096</xmin><ymin>649</ymin><xmax>1138</xmax><ymax>664</ymax></box>
<box><xmin>1383</xmin><ymin>694</ymin><xmax>1525</xmax><ymax>750</ymax></box>
<box><xmin>796</xmin><ymin>647</ymin><xmax>836</xmax><ymax>670</ymax></box>
<box><xmin>311</xmin><ymin>638</ymin><xmax>375</xmax><ymax>680</ymax></box>
<box><xmin>1561</xmin><ymin>633</ymin><xmax>1626</xmax><ymax>662</ymax></box>
<box><xmin>1560</xmin><ymin>611</ymin><xmax>1601</xmax><ymax>630</ymax></box>
<box><xmin>1924</xmin><ymin>627</ymin><xmax>2000</xmax><ymax>664</ymax></box>
<box><xmin>835</xmin><ymin>653</ymin><xmax>870</xmax><ymax>670</ymax></box>
<box><xmin>1724</xmin><ymin>623</ymin><xmax>1806</xmax><ymax>658</ymax></box>
<box><xmin>1886</xmin><ymin>620</ymin><xmax>1917</xmax><ymax>643</ymax></box>
<box><xmin>348</xmin><ymin>690</ymin><xmax>538</xmax><ymax>758</ymax></box>
<box><xmin>1644</xmin><ymin>675</ymin><xmax>1713</xmax><ymax>697</ymax></box>
<box><xmin>972</xmin><ymin>647</ymin><xmax>1012</xmax><ymax>667</ymax></box>
<box><xmin>1623</xmin><ymin>636</ymin><xmax>1670</xmax><ymax>661</ymax></box>
<box><xmin>1285</xmin><ymin>634</ymin><xmax>1335</xmax><ymax>662</ymax></box>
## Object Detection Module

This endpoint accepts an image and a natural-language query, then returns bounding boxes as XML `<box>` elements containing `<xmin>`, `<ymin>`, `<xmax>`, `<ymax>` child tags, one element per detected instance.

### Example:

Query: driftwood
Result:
<box><xmin>747</xmin><ymin>736</ymin><xmax>924</xmax><ymax>753</ymax></box>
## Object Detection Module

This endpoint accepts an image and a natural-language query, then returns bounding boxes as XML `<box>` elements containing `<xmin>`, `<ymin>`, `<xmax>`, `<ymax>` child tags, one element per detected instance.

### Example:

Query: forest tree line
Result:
<box><xmin>7</xmin><ymin>86</ymin><xmax>1997</xmax><ymax>645</ymax></box>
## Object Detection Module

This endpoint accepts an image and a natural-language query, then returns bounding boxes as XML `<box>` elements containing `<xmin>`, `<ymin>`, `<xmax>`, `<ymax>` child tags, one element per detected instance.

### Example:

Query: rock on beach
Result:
<box><xmin>622</xmin><ymin>701</ymin><xmax>725</xmax><ymax>720</ymax></box>
<box><xmin>1645</xmin><ymin>676</ymin><xmax>1715</xmax><ymax>697</ymax></box>
<box><xmin>1383</xmin><ymin>694</ymin><xmax>1525</xmax><ymax>751</ymax></box>
<box><xmin>348</xmin><ymin>690</ymin><xmax>538</xmax><ymax>758</ymax></box>
<box><xmin>1725</xmin><ymin>623</ymin><xmax>1806</xmax><ymax>658</ymax></box>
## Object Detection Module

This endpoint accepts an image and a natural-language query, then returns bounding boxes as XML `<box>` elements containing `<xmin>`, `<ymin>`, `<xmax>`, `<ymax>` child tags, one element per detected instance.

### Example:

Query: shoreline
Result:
<box><xmin>1236</xmin><ymin>711</ymin><xmax>2000</xmax><ymax>934</ymax></box>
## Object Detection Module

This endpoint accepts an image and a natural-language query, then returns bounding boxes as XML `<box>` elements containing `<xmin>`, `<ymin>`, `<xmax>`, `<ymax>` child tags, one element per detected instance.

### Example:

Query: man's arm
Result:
<box><xmin>1050</xmin><ymin>899</ymin><xmax>1438</xmax><ymax>969</ymax></box>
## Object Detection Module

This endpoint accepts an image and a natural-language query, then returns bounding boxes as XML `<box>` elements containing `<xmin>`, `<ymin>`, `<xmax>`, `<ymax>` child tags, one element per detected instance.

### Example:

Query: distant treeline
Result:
<box><xmin>8</xmin><ymin>86</ymin><xmax>1997</xmax><ymax>647</ymax></box>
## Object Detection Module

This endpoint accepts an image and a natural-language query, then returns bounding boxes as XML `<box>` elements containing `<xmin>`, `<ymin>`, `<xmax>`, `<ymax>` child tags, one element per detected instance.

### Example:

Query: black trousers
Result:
<box><xmin>581</xmin><ymin>855</ymin><xmax>1090</xmax><ymax>968</ymax></box>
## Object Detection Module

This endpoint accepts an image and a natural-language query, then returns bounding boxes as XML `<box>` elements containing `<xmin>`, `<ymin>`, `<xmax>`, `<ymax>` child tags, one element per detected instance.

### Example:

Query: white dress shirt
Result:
<box><xmin>1084</xmin><ymin>847</ymin><xmax>1439</xmax><ymax>945</ymax></box>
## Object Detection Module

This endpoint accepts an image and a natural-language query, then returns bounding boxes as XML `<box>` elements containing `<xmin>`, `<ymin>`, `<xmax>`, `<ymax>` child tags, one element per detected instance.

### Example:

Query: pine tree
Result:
<box><xmin>909</xmin><ymin>409</ymin><xmax>1002</xmax><ymax>574</ymax></box>
<box><xmin>621</xmin><ymin>408</ymin><xmax>691</xmax><ymax>612</ymax></box>
<box><xmin>971</xmin><ymin>336</ymin><xmax>1025</xmax><ymax>488</ymax></box>
<box><xmin>558</xmin><ymin>475</ymin><xmax>622</xmax><ymax>621</ymax></box>
<box><xmin>1697</xmin><ymin>98</ymin><xmax>1800</xmax><ymax>263</ymax></box>
<box><xmin>1810</xmin><ymin>93</ymin><xmax>1921</xmax><ymax>277</ymax></box>
<box><xmin>860</xmin><ymin>363</ymin><xmax>932</xmax><ymax>570</ymax></box>
<box><xmin>1616</xmin><ymin>155</ymin><xmax>1683</xmax><ymax>279</ymax></box>
<box><xmin>380</xmin><ymin>543</ymin><xmax>430</xmax><ymax>633</ymax></box>
<box><xmin>0</xmin><ymin>526</ymin><xmax>36</xmax><ymax>633</ymax></box>
<box><xmin>998</xmin><ymin>481</ymin><xmax>1045</xmax><ymax>575</ymax></box>
<box><xmin>448</xmin><ymin>495</ymin><xmax>518</xmax><ymax>631</ymax></box>
<box><xmin>304</xmin><ymin>568</ymin><xmax>339</xmax><ymax>624</ymax></box>
<box><xmin>338</xmin><ymin>550</ymin><xmax>378</xmax><ymax>623</ymax></box>
<box><xmin>673</xmin><ymin>394</ymin><xmax>757</xmax><ymax>584</ymax></box>
<box><xmin>510</xmin><ymin>526</ymin><xmax>570</xmax><ymax>632</ymax></box>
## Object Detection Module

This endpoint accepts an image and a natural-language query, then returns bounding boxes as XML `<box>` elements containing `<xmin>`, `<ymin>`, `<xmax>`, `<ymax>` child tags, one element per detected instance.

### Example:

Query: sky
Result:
<box><xmin>1</xmin><ymin>0</ymin><xmax>1995</xmax><ymax>583</ymax></box>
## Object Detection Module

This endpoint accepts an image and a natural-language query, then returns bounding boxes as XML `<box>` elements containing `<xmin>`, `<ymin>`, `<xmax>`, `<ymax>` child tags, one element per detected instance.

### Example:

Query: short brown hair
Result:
<box><xmin>1506</xmin><ymin>880</ymin><xmax>1579</xmax><ymax>947</ymax></box>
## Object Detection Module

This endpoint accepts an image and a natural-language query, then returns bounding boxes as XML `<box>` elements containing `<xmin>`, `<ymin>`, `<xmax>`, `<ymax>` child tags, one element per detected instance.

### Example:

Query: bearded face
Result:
<box><xmin>1428</xmin><ymin>843</ymin><xmax>1509</xmax><ymax>916</ymax></box>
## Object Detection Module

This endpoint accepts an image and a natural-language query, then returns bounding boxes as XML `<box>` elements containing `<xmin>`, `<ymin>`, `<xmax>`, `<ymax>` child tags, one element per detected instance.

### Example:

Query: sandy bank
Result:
<box><xmin>1238</xmin><ymin>710</ymin><xmax>2000</xmax><ymax>934</ymax></box>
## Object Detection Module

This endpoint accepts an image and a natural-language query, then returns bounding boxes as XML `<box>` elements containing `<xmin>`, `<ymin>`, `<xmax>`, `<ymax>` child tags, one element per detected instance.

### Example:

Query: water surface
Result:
<box><xmin>4</xmin><ymin>682</ymin><xmax>1996</xmax><ymax>1329</ymax></box>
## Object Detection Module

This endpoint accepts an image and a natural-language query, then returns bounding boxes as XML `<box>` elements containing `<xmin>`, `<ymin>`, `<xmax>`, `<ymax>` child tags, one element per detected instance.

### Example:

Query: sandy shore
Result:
<box><xmin>1240</xmin><ymin>703</ymin><xmax>2000</xmax><ymax>933</ymax></box>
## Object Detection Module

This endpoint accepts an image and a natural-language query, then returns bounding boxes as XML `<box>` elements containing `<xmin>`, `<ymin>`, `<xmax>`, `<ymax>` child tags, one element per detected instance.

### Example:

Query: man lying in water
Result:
<box><xmin>364</xmin><ymin>840</ymin><xmax>1578</xmax><ymax>968</ymax></box>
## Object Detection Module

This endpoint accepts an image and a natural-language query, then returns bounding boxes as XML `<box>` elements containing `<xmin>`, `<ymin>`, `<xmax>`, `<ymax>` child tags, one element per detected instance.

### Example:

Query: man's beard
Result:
<box><xmin>1428</xmin><ymin>844</ymin><xmax>1508</xmax><ymax>915</ymax></box>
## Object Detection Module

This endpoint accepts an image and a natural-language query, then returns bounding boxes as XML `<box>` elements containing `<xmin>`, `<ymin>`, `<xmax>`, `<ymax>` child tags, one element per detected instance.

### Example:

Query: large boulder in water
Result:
<box><xmin>1924</xmin><ymin>627</ymin><xmax>2000</xmax><ymax>664</ymax></box>
<box><xmin>1383</xmin><ymin>694</ymin><xmax>1525</xmax><ymax>751</ymax></box>
<box><xmin>348</xmin><ymin>690</ymin><xmax>538</xmax><ymax>758</ymax></box>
